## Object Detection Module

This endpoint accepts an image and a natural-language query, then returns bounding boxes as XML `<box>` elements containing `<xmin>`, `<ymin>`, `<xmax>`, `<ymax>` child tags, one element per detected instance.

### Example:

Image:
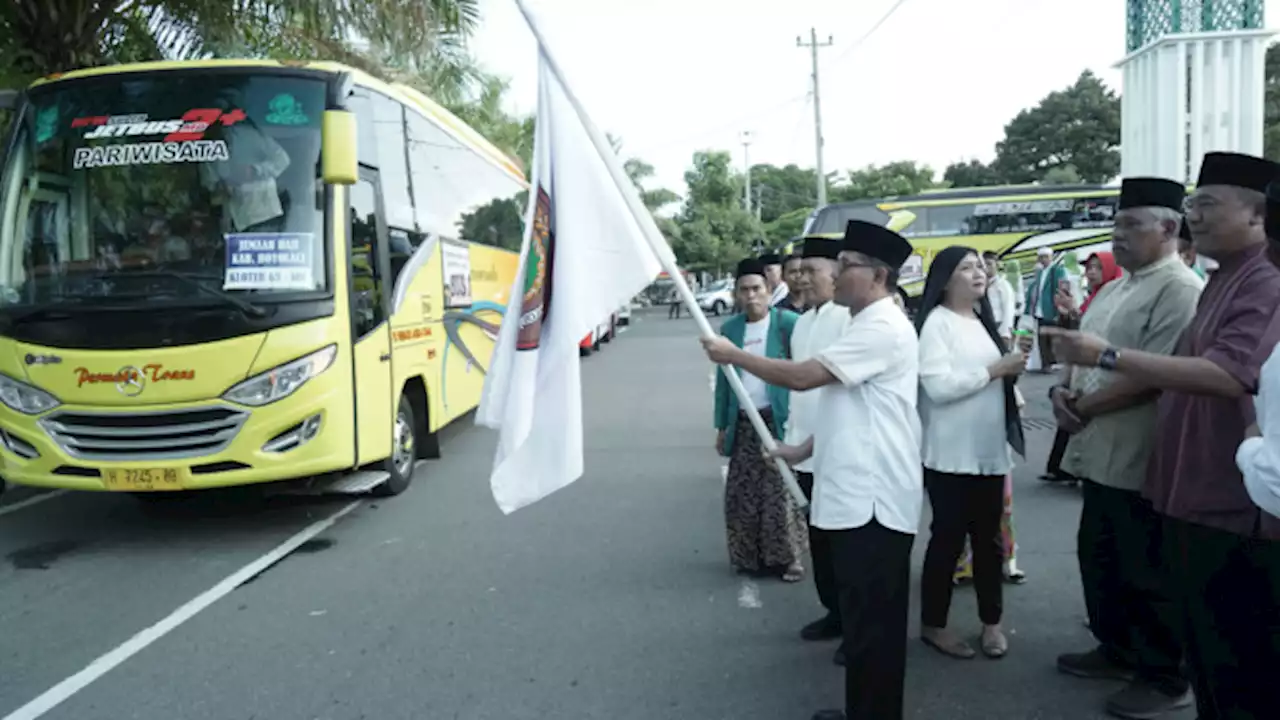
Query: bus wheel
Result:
<box><xmin>373</xmin><ymin>393</ymin><xmax>416</xmax><ymax>497</ymax></box>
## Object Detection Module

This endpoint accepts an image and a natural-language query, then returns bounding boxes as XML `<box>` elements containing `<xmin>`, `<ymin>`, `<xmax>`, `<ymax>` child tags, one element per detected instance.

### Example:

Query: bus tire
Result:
<box><xmin>373</xmin><ymin>392</ymin><xmax>416</xmax><ymax>497</ymax></box>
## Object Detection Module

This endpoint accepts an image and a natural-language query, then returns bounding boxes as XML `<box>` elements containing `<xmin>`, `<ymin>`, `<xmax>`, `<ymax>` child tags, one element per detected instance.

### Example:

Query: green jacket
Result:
<box><xmin>714</xmin><ymin>307</ymin><xmax>798</xmax><ymax>457</ymax></box>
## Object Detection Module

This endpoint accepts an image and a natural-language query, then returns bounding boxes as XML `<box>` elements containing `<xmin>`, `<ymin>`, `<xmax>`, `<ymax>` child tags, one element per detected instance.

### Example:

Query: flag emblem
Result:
<box><xmin>517</xmin><ymin>185</ymin><xmax>555</xmax><ymax>351</ymax></box>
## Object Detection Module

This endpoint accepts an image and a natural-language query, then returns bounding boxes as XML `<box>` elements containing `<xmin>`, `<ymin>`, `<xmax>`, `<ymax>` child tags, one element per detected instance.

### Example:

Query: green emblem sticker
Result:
<box><xmin>265</xmin><ymin>94</ymin><xmax>309</xmax><ymax>126</ymax></box>
<box><xmin>35</xmin><ymin>105</ymin><xmax>58</xmax><ymax>143</ymax></box>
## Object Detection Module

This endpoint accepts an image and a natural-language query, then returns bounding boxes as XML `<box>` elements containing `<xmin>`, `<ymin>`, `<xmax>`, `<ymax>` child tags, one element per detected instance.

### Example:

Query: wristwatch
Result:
<box><xmin>1097</xmin><ymin>346</ymin><xmax>1120</xmax><ymax>370</ymax></box>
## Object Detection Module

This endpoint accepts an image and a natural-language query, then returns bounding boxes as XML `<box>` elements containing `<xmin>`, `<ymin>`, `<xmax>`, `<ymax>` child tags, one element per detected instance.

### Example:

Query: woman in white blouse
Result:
<box><xmin>915</xmin><ymin>246</ymin><xmax>1029</xmax><ymax>661</ymax></box>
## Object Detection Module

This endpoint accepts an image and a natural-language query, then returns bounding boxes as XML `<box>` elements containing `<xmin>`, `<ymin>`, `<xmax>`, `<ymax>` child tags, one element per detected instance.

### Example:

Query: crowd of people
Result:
<box><xmin>699</xmin><ymin>150</ymin><xmax>1280</xmax><ymax>720</ymax></box>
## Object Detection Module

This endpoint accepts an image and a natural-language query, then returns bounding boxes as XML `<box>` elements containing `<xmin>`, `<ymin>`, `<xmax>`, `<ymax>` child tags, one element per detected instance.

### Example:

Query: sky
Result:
<box><xmin>470</xmin><ymin>0</ymin><xmax>1280</xmax><ymax>201</ymax></box>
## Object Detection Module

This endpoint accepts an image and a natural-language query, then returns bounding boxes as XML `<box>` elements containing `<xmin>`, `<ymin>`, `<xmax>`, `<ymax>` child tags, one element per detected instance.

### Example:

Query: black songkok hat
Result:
<box><xmin>1119</xmin><ymin>177</ymin><xmax>1186</xmax><ymax>211</ymax></box>
<box><xmin>1265</xmin><ymin>181</ymin><xmax>1280</xmax><ymax>241</ymax></box>
<box><xmin>802</xmin><ymin>237</ymin><xmax>842</xmax><ymax>260</ymax></box>
<box><xmin>1197</xmin><ymin>152</ymin><xmax>1280</xmax><ymax>193</ymax></box>
<box><xmin>841</xmin><ymin>220</ymin><xmax>913</xmax><ymax>269</ymax></box>
<box><xmin>736</xmin><ymin>258</ymin><xmax>766</xmax><ymax>279</ymax></box>
<box><xmin>758</xmin><ymin>252</ymin><xmax>782</xmax><ymax>266</ymax></box>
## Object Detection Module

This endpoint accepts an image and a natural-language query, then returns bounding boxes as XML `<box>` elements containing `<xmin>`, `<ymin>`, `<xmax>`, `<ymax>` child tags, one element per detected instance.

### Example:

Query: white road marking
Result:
<box><xmin>1</xmin><ymin>500</ymin><xmax>362</xmax><ymax>720</ymax></box>
<box><xmin>737</xmin><ymin>580</ymin><xmax>762</xmax><ymax>609</ymax></box>
<box><xmin>0</xmin><ymin>489</ymin><xmax>69</xmax><ymax>519</ymax></box>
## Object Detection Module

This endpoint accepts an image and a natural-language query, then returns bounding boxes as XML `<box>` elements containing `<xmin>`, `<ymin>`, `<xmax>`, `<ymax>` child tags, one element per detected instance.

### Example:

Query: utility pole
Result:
<box><xmin>797</xmin><ymin>28</ymin><xmax>833</xmax><ymax>207</ymax></box>
<box><xmin>741</xmin><ymin>130</ymin><xmax>753</xmax><ymax>214</ymax></box>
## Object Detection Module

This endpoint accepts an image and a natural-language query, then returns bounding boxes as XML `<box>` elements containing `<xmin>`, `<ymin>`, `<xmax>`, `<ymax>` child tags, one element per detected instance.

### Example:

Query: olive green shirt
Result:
<box><xmin>1063</xmin><ymin>254</ymin><xmax>1204</xmax><ymax>491</ymax></box>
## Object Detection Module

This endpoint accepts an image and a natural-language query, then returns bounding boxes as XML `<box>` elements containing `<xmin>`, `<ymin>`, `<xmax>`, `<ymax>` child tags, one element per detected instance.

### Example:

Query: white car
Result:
<box><xmin>695</xmin><ymin>279</ymin><xmax>734</xmax><ymax>316</ymax></box>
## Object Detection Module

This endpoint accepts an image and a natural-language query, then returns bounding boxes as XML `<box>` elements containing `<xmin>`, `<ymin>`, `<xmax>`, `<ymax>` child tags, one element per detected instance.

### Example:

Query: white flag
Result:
<box><xmin>476</xmin><ymin>46</ymin><xmax>663</xmax><ymax>514</ymax></box>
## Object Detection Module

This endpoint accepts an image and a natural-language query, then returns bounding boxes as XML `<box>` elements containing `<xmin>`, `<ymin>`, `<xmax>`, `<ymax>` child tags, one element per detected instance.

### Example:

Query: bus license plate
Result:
<box><xmin>100</xmin><ymin>467</ymin><xmax>185</xmax><ymax>492</ymax></box>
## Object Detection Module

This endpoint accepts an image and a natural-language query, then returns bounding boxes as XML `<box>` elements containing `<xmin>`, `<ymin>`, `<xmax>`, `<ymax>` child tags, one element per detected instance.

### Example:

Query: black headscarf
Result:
<box><xmin>915</xmin><ymin>245</ymin><xmax>1025</xmax><ymax>458</ymax></box>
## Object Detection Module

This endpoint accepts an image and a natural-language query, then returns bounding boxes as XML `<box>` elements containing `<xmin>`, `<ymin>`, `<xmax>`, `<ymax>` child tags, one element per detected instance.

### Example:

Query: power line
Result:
<box><xmin>830</xmin><ymin>0</ymin><xmax>914</xmax><ymax>66</ymax></box>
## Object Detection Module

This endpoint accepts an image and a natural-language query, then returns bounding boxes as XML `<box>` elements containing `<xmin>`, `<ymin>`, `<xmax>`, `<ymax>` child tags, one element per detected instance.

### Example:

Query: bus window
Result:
<box><xmin>371</xmin><ymin>92</ymin><xmax>414</xmax><ymax>230</ymax></box>
<box><xmin>349</xmin><ymin>178</ymin><xmax>385</xmax><ymax>338</ymax></box>
<box><xmin>809</xmin><ymin>202</ymin><xmax>891</xmax><ymax>234</ymax></box>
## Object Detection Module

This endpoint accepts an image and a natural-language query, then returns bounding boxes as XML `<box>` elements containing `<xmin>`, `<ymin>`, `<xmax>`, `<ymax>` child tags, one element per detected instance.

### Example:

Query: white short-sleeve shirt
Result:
<box><xmin>785</xmin><ymin>301</ymin><xmax>852</xmax><ymax>472</ymax></box>
<box><xmin>811</xmin><ymin>296</ymin><xmax>923</xmax><ymax>534</ymax></box>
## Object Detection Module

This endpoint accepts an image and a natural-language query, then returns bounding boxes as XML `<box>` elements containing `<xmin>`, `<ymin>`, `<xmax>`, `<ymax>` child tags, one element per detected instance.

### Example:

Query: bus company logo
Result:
<box><xmin>74</xmin><ymin>364</ymin><xmax>196</xmax><ymax>395</ymax></box>
<box><xmin>73</xmin><ymin>107</ymin><xmax>247</xmax><ymax>142</ymax></box>
<box><xmin>23</xmin><ymin>353</ymin><xmax>62</xmax><ymax>366</ymax></box>
<box><xmin>516</xmin><ymin>185</ymin><xmax>556</xmax><ymax>352</ymax></box>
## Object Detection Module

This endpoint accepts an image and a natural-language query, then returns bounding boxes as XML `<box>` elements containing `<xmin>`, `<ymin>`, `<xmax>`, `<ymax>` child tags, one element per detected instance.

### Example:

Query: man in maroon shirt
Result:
<box><xmin>1047</xmin><ymin>151</ymin><xmax>1280</xmax><ymax>720</ymax></box>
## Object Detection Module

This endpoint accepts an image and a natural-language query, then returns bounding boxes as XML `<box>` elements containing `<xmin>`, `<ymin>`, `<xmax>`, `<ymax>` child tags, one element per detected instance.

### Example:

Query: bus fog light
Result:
<box><xmin>262</xmin><ymin>413</ymin><xmax>322</xmax><ymax>453</ymax></box>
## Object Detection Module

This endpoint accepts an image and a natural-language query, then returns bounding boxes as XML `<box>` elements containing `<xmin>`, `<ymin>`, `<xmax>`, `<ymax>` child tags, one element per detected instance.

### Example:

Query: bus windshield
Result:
<box><xmin>0</xmin><ymin>71</ymin><xmax>328</xmax><ymax>326</ymax></box>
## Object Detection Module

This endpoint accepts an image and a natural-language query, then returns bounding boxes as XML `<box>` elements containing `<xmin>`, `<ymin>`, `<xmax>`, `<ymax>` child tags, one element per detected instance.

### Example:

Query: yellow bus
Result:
<box><xmin>0</xmin><ymin>59</ymin><xmax>526</xmax><ymax>498</ymax></box>
<box><xmin>803</xmin><ymin>184</ymin><xmax>1125</xmax><ymax>307</ymax></box>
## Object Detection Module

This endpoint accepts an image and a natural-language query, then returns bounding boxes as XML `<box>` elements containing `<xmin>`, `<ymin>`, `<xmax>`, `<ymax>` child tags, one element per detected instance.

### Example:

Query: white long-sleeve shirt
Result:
<box><xmin>918</xmin><ymin>306</ymin><xmax>1013</xmax><ymax>476</ymax></box>
<box><xmin>987</xmin><ymin>275</ymin><xmax>1017</xmax><ymax>340</ymax></box>
<box><xmin>1236</xmin><ymin>342</ymin><xmax>1280</xmax><ymax>518</ymax></box>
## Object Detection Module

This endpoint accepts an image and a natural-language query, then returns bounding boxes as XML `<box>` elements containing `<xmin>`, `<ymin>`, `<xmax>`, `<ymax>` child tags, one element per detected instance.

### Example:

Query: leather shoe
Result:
<box><xmin>800</xmin><ymin>614</ymin><xmax>842</xmax><ymax>641</ymax></box>
<box><xmin>811</xmin><ymin>711</ymin><xmax>845</xmax><ymax>720</ymax></box>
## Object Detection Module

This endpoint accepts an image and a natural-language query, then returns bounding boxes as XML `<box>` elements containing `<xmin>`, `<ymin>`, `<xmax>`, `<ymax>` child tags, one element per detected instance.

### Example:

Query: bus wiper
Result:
<box><xmin>116</xmin><ymin>271</ymin><xmax>268</xmax><ymax>318</ymax></box>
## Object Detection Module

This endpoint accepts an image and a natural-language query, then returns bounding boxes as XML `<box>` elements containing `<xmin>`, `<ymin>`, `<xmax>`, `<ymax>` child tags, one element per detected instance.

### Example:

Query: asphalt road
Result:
<box><xmin>0</xmin><ymin>307</ymin><xmax>1195</xmax><ymax>720</ymax></box>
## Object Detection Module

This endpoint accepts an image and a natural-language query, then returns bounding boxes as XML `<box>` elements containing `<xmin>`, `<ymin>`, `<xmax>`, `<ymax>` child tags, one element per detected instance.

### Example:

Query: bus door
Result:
<box><xmin>348</xmin><ymin>170</ymin><xmax>395</xmax><ymax>466</ymax></box>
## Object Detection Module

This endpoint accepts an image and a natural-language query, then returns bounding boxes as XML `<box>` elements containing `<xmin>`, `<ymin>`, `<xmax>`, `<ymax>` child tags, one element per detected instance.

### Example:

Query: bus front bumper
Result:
<box><xmin>0</xmin><ymin>389</ymin><xmax>353</xmax><ymax>493</ymax></box>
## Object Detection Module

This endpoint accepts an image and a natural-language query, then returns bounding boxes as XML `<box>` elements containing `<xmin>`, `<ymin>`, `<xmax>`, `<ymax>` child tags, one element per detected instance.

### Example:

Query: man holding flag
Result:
<box><xmin>703</xmin><ymin>220</ymin><xmax>923</xmax><ymax>720</ymax></box>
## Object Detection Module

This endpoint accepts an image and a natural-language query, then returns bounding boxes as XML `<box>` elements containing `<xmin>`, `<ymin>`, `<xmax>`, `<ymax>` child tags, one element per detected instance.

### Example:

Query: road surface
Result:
<box><xmin>0</xmin><ymin>308</ymin><xmax>1193</xmax><ymax>719</ymax></box>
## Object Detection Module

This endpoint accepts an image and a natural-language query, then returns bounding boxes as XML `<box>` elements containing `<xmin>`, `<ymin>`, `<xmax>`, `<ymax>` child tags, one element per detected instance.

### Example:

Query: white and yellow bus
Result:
<box><xmin>803</xmin><ymin>184</ymin><xmax>1130</xmax><ymax>308</ymax></box>
<box><xmin>0</xmin><ymin>59</ymin><xmax>531</xmax><ymax>498</ymax></box>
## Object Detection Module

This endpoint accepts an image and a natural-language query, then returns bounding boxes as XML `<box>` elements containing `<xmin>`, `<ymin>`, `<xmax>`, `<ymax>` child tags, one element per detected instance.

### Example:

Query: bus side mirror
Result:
<box><xmin>322</xmin><ymin>109</ymin><xmax>357</xmax><ymax>185</ymax></box>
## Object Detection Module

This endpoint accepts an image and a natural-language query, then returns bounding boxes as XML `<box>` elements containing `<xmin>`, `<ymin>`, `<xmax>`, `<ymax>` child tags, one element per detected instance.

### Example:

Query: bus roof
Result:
<box><xmin>26</xmin><ymin>58</ymin><xmax>527</xmax><ymax>187</ymax></box>
<box><xmin>822</xmin><ymin>183</ymin><xmax>1114</xmax><ymax>208</ymax></box>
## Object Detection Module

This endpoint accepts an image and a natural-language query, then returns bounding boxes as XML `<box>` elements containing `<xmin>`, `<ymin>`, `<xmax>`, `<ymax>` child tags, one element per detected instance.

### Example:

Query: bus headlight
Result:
<box><xmin>0</xmin><ymin>374</ymin><xmax>60</xmax><ymax>414</ymax></box>
<box><xmin>222</xmin><ymin>345</ymin><xmax>338</xmax><ymax>407</ymax></box>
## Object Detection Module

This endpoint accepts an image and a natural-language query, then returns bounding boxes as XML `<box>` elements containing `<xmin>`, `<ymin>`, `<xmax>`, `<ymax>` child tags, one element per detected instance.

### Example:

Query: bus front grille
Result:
<box><xmin>39</xmin><ymin>407</ymin><xmax>249</xmax><ymax>461</ymax></box>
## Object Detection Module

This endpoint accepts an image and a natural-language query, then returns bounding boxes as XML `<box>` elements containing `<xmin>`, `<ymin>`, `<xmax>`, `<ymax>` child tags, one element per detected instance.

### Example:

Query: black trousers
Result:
<box><xmin>1163</xmin><ymin>515</ymin><xmax>1280</xmax><ymax>719</ymax></box>
<box><xmin>920</xmin><ymin>470</ymin><xmax>1005</xmax><ymax>627</ymax></box>
<box><xmin>1036</xmin><ymin>317</ymin><xmax>1061</xmax><ymax>368</ymax></box>
<box><xmin>829</xmin><ymin>519</ymin><xmax>914</xmax><ymax>720</ymax></box>
<box><xmin>1077</xmin><ymin>480</ymin><xmax>1186</xmax><ymax>695</ymax></box>
<box><xmin>1045</xmin><ymin>428</ymin><xmax>1070</xmax><ymax>477</ymax></box>
<box><xmin>797</xmin><ymin>471</ymin><xmax>840</xmax><ymax>622</ymax></box>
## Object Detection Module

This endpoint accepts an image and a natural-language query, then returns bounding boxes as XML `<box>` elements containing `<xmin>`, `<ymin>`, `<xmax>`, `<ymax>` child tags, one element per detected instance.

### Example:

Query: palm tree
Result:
<box><xmin>0</xmin><ymin>0</ymin><xmax>480</xmax><ymax>88</ymax></box>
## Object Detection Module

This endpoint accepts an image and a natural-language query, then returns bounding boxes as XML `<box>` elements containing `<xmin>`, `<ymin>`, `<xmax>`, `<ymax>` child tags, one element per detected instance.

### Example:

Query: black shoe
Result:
<box><xmin>800</xmin><ymin>614</ymin><xmax>842</xmax><ymax>641</ymax></box>
<box><xmin>1104</xmin><ymin>681</ymin><xmax>1193</xmax><ymax>719</ymax></box>
<box><xmin>1057</xmin><ymin>648</ymin><xmax>1135</xmax><ymax>681</ymax></box>
<box><xmin>832</xmin><ymin>647</ymin><xmax>846</xmax><ymax>666</ymax></box>
<box><xmin>811</xmin><ymin>711</ymin><xmax>845</xmax><ymax>720</ymax></box>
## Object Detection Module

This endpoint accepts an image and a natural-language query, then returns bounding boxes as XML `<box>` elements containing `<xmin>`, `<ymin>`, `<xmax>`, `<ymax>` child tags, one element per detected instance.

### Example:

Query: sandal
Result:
<box><xmin>1004</xmin><ymin>569</ymin><xmax>1027</xmax><ymax>585</ymax></box>
<box><xmin>981</xmin><ymin>626</ymin><xmax>1008</xmax><ymax>659</ymax></box>
<box><xmin>781</xmin><ymin>563</ymin><xmax>805</xmax><ymax>583</ymax></box>
<box><xmin>920</xmin><ymin>630</ymin><xmax>976</xmax><ymax>660</ymax></box>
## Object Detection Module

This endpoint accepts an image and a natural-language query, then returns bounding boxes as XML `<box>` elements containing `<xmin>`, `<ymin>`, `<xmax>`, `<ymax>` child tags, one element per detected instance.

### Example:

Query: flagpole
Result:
<box><xmin>513</xmin><ymin>0</ymin><xmax>808</xmax><ymax>509</ymax></box>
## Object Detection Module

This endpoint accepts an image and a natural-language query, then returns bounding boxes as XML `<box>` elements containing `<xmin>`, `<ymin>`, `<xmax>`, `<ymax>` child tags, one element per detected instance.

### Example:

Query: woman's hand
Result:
<box><xmin>988</xmin><ymin>351</ymin><xmax>1027</xmax><ymax>379</ymax></box>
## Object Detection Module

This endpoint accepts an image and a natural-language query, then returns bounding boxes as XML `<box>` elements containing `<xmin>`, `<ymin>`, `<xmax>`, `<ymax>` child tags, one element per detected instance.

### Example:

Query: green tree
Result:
<box><xmin>675</xmin><ymin>150</ymin><xmax>759</xmax><ymax>272</ymax></box>
<box><xmin>1041</xmin><ymin>163</ymin><xmax>1083</xmax><ymax>185</ymax></box>
<box><xmin>0</xmin><ymin>1</ymin><xmax>481</xmax><ymax>85</ymax></box>
<box><xmin>749</xmin><ymin>163</ymin><xmax>819</xmax><ymax>224</ymax></box>
<box><xmin>831</xmin><ymin>161</ymin><xmax>939</xmax><ymax>202</ymax></box>
<box><xmin>991</xmin><ymin>70</ymin><xmax>1121</xmax><ymax>184</ymax></box>
<box><xmin>1263</xmin><ymin>42</ymin><xmax>1280</xmax><ymax>161</ymax></box>
<box><xmin>942</xmin><ymin>159</ymin><xmax>1004</xmax><ymax>188</ymax></box>
<box><xmin>762</xmin><ymin>206</ymin><xmax>813</xmax><ymax>248</ymax></box>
